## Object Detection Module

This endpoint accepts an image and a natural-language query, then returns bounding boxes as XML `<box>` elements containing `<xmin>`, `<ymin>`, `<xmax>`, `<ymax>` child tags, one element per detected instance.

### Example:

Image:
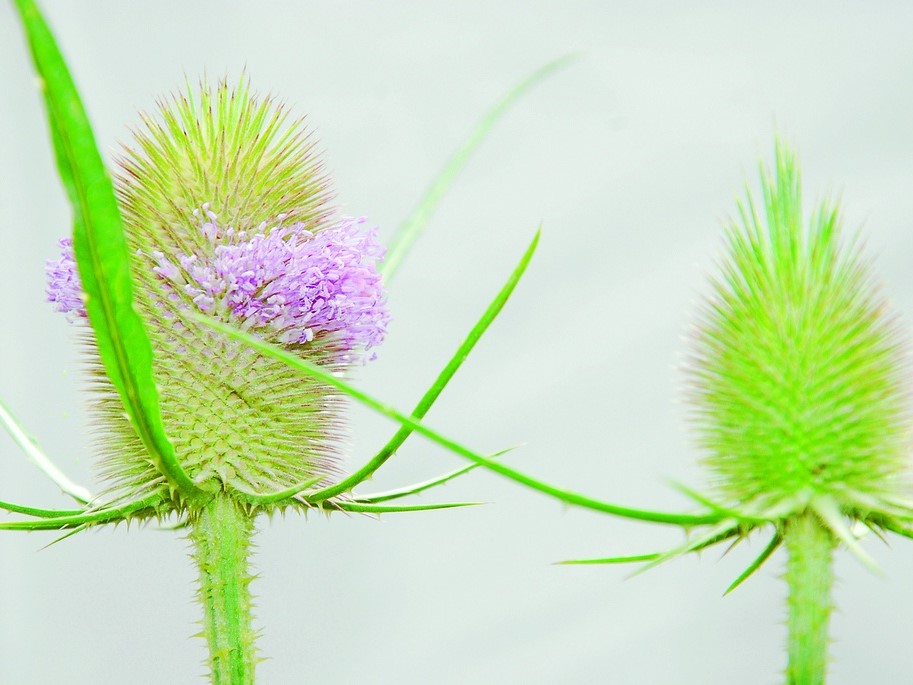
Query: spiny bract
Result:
<box><xmin>687</xmin><ymin>143</ymin><xmax>909</xmax><ymax>514</ymax></box>
<box><xmin>46</xmin><ymin>79</ymin><xmax>389</xmax><ymax>503</ymax></box>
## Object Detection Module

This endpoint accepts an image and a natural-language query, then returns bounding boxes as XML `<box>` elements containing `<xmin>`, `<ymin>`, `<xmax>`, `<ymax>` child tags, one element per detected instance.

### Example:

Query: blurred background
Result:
<box><xmin>2</xmin><ymin>2</ymin><xmax>913</xmax><ymax>683</ymax></box>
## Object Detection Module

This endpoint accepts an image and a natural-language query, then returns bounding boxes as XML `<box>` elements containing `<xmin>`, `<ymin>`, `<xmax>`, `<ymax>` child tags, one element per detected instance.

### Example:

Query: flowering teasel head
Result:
<box><xmin>45</xmin><ymin>80</ymin><xmax>391</xmax><ymax>507</ymax></box>
<box><xmin>13</xmin><ymin>6</ymin><xmax>545</xmax><ymax>677</ymax></box>
<box><xmin>35</xmin><ymin>74</ymin><xmax>528</xmax><ymax>682</ymax></box>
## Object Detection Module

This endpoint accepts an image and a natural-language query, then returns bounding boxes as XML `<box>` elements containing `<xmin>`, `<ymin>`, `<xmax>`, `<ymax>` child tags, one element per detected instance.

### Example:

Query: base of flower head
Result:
<box><xmin>555</xmin><ymin>479</ymin><xmax>913</xmax><ymax>592</ymax></box>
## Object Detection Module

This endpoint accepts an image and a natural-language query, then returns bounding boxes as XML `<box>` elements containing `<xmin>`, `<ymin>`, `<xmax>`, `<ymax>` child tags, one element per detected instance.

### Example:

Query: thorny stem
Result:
<box><xmin>785</xmin><ymin>512</ymin><xmax>835</xmax><ymax>685</ymax></box>
<box><xmin>191</xmin><ymin>494</ymin><xmax>257</xmax><ymax>684</ymax></box>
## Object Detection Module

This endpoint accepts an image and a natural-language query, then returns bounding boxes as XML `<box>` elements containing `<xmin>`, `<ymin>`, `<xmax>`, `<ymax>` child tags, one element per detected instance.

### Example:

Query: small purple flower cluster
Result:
<box><xmin>47</xmin><ymin>208</ymin><xmax>390</xmax><ymax>359</ymax></box>
<box><xmin>46</xmin><ymin>238</ymin><xmax>87</xmax><ymax>320</ymax></box>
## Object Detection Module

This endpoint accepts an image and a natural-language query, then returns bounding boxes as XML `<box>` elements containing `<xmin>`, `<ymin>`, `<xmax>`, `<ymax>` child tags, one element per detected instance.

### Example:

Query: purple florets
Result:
<box><xmin>46</xmin><ymin>209</ymin><xmax>389</xmax><ymax>359</ymax></box>
<box><xmin>46</xmin><ymin>238</ymin><xmax>87</xmax><ymax>320</ymax></box>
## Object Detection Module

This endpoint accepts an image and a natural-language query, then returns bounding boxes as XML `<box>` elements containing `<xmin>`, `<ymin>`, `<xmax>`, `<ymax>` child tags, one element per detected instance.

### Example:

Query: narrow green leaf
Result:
<box><xmin>0</xmin><ymin>398</ymin><xmax>92</xmax><ymax>503</ymax></box>
<box><xmin>353</xmin><ymin>446</ymin><xmax>516</xmax><ymax>504</ymax></box>
<box><xmin>558</xmin><ymin>553</ymin><xmax>661</xmax><ymax>565</ymax></box>
<box><xmin>0</xmin><ymin>495</ymin><xmax>160</xmax><ymax>531</ymax></box>
<box><xmin>813</xmin><ymin>496</ymin><xmax>880</xmax><ymax>573</ymax></box>
<box><xmin>13</xmin><ymin>0</ymin><xmax>203</xmax><ymax>501</ymax></box>
<box><xmin>234</xmin><ymin>476</ymin><xmax>322</xmax><ymax>506</ymax></box>
<box><xmin>723</xmin><ymin>531</ymin><xmax>782</xmax><ymax>595</ymax></box>
<box><xmin>352</xmin><ymin>464</ymin><xmax>476</xmax><ymax>504</ymax></box>
<box><xmin>627</xmin><ymin>522</ymin><xmax>744</xmax><ymax>577</ymax></box>
<box><xmin>880</xmin><ymin>495</ymin><xmax>913</xmax><ymax>516</ymax></box>
<box><xmin>44</xmin><ymin>525</ymin><xmax>90</xmax><ymax>547</ymax></box>
<box><xmin>331</xmin><ymin>501</ymin><xmax>482</xmax><ymax>514</ymax></box>
<box><xmin>0</xmin><ymin>499</ymin><xmax>83</xmax><ymax>519</ymax></box>
<box><xmin>382</xmin><ymin>56</ymin><xmax>575</xmax><ymax>280</ymax></box>
<box><xmin>670</xmin><ymin>481</ymin><xmax>767</xmax><ymax>524</ymax></box>
<box><xmin>858</xmin><ymin>518</ymin><xmax>888</xmax><ymax>545</ymax></box>
<box><xmin>195</xmin><ymin>313</ymin><xmax>723</xmax><ymax>527</ymax></box>
<box><xmin>560</xmin><ymin>524</ymin><xmax>745</xmax><ymax>573</ymax></box>
<box><xmin>306</xmin><ymin>230</ymin><xmax>540</xmax><ymax>503</ymax></box>
<box><xmin>876</xmin><ymin>518</ymin><xmax>913</xmax><ymax>541</ymax></box>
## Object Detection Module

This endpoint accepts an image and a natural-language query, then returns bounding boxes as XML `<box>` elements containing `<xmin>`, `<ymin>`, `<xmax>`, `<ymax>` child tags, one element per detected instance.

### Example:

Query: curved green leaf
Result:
<box><xmin>195</xmin><ymin>312</ymin><xmax>723</xmax><ymax>527</ymax></box>
<box><xmin>0</xmin><ymin>495</ymin><xmax>161</xmax><ymax>531</ymax></box>
<box><xmin>331</xmin><ymin>501</ymin><xmax>482</xmax><ymax>514</ymax></box>
<box><xmin>306</xmin><ymin>229</ymin><xmax>540</xmax><ymax>503</ymax></box>
<box><xmin>382</xmin><ymin>56</ymin><xmax>575</xmax><ymax>280</ymax></box>
<box><xmin>353</xmin><ymin>447</ymin><xmax>515</xmax><ymax>504</ymax></box>
<box><xmin>558</xmin><ymin>553</ymin><xmax>661</xmax><ymax>565</ymax></box>
<box><xmin>813</xmin><ymin>496</ymin><xmax>879</xmax><ymax>573</ymax></box>
<box><xmin>0</xmin><ymin>499</ymin><xmax>83</xmax><ymax>519</ymax></box>
<box><xmin>235</xmin><ymin>477</ymin><xmax>322</xmax><ymax>507</ymax></box>
<box><xmin>724</xmin><ymin>532</ymin><xmax>782</xmax><ymax>595</ymax></box>
<box><xmin>13</xmin><ymin>0</ymin><xmax>203</xmax><ymax>501</ymax></box>
<box><xmin>0</xmin><ymin>398</ymin><xmax>92</xmax><ymax>503</ymax></box>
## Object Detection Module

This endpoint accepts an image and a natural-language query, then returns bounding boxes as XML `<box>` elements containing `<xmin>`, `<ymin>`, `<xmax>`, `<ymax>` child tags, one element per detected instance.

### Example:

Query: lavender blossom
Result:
<box><xmin>45</xmin><ymin>238</ymin><xmax>86</xmax><ymax>319</ymax></box>
<box><xmin>47</xmin><ymin>209</ymin><xmax>389</xmax><ymax>359</ymax></box>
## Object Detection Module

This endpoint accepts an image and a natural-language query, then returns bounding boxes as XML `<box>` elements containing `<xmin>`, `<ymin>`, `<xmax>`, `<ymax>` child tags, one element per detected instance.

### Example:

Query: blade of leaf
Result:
<box><xmin>627</xmin><ymin>521</ymin><xmax>743</xmax><ymax>578</ymax></box>
<box><xmin>0</xmin><ymin>494</ymin><xmax>160</xmax><ymax>531</ymax></box>
<box><xmin>13</xmin><ymin>0</ymin><xmax>203</xmax><ymax>501</ymax></box>
<box><xmin>195</xmin><ymin>313</ymin><xmax>723</xmax><ymax>527</ymax></box>
<box><xmin>0</xmin><ymin>499</ymin><xmax>83</xmax><ymax>518</ymax></box>
<box><xmin>813</xmin><ymin>496</ymin><xmax>880</xmax><ymax>573</ymax></box>
<box><xmin>875</xmin><ymin>517</ymin><xmax>913</xmax><ymax>541</ymax></box>
<box><xmin>353</xmin><ymin>446</ymin><xmax>516</xmax><ymax>503</ymax></box>
<box><xmin>670</xmin><ymin>481</ymin><xmax>767</xmax><ymax>524</ymax></box>
<box><xmin>44</xmin><ymin>524</ymin><xmax>89</xmax><ymax>547</ymax></box>
<box><xmin>306</xmin><ymin>230</ymin><xmax>540</xmax><ymax>503</ymax></box>
<box><xmin>235</xmin><ymin>476</ymin><xmax>322</xmax><ymax>506</ymax></box>
<box><xmin>331</xmin><ymin>501</ymin><xmax>482</xmax><ymax>514</ymax></box>
<box><xmin>381</xmin><ymin>55</ymin><xmax>575</xmax><ymax>280</ymax></box>
<box><xmin>858</xmin><ymin>519</ymin><xmax>888</xmax><ymax>545</ymax></box>
<box><xmin>0</xmin><ymin>398</ymin><xmax>92</xmax><ymax>503</ymax></box>
<box><xmin>560</xmin><ymin>524</ymin><xmax>743</xmax><ymax>572</ymax></box>
<box><xmin>723</xmin><ymin>531</ymin><xmax>782</xmax><ymax>596</ymax></box>
<box><xmin>558</xmin><ymin>553</ymin><xmax>661</xmax><ymax>565</ymax></box>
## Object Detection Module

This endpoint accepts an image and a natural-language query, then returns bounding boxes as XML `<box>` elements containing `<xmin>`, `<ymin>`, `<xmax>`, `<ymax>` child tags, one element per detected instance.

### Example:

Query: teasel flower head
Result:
<box><xmin>14</xmin><ymin>9</ymin><xmax>543</xmax><ymax>678</ymax></box>
<box><xmin>45</xmin><ymin>79</ymin><xmax>390</xmax><ymax>504</ymax></box>
<box><xmin>494</xmin><ymin>143</ymin><xmax>913</xmax><ymax>596</ymax></box>
<box><xmin>686</xmin><ymin>142</ymin><xmax>911</xmax><ymax>522</ymax></box>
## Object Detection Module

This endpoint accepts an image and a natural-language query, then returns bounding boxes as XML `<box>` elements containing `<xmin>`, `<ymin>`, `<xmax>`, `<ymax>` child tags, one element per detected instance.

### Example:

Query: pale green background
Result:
<box><xmin>2</xmin><ymin>2</ymin><xmax>913</xmax><ymax>683</ymax></box>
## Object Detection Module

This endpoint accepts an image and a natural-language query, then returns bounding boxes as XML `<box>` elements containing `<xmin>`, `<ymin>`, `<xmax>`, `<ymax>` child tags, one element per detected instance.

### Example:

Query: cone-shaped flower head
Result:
<box><xmin>46</xmin><ymin>79</ymin><xmax>389</xmax><ymax>501</ymax></box>
<box><xmin>688</xmin><ymin>143</ymin><xmax>909</xmax><ymax>515</ymax></box>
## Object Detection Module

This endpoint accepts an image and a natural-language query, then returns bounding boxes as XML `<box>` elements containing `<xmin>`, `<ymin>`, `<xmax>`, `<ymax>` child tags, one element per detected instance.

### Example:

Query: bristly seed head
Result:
<box><xmin>686</xmin><ymin>142</ymin><xmax>910</xmax><ymax>515</ymax></box>
<box><xmin>45</xmin><ymin>78</ymin><xmax>389</xmax><ymax>502</ymax></box>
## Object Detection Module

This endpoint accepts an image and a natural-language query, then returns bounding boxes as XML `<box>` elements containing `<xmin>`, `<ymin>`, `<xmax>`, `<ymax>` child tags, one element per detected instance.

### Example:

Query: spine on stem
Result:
<box><xmin>191</xmin><ymin>494</ymin><xmax>257</xmax><ymax>685</ymax></box>
<box><xmin>785</xmin><ymin>512</ymin><xmax>835</xmax><ymax>685</ymax></box>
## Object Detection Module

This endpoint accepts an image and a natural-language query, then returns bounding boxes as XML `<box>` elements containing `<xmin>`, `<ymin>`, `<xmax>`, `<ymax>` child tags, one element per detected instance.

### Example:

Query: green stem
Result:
<box><xmin>191</xmin><ymin>494</ymin><xmax>257</xmax><ymax>684</ymax></box>
<box><xmin>785</xmin><ymin>512</ymin><xmax>835</xmax><ymax>685</ymax></box>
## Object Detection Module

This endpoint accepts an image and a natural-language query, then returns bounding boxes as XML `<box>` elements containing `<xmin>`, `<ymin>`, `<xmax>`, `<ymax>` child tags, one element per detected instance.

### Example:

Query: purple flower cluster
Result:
<box><xmin>46</xmin><ymin>238</ymin><xmax>87</xmax><ymax>320</ymax></box>
<box><xmin>47</xmin><ymin>208</ymin><xmax>390</xmax><ymax>358</ymax></box>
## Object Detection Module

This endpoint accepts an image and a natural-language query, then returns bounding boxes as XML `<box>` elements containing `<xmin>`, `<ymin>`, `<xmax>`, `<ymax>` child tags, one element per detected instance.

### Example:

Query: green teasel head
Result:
<box><xmin>686</xmin><ymin>141</ymin><xmax>911</xmax><ymax>517</ymax></box>
<box><xmin>46</xmin><ymin>78</ymin><xmax>390</xmax><ymax>505</ymax></box>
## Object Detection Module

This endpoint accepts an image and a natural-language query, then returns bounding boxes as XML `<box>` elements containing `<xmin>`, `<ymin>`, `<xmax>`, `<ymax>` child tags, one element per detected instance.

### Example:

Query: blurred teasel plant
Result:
<box><xmin>6</xmin><ymin>1</ymin><xmax>567</xmax><ymax>681</ymax></box>
<box><xmin>314</xmin><ymin>141</ymin><xmax>911</xmax><ymax>684</ymax></box>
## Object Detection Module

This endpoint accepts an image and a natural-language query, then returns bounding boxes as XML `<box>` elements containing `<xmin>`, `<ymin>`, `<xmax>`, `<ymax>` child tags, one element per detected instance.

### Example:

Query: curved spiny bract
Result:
<box><xmin>687</xmin><ymin>142</ymin><xmax>910</xmax><ymax>515</ymax></box>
